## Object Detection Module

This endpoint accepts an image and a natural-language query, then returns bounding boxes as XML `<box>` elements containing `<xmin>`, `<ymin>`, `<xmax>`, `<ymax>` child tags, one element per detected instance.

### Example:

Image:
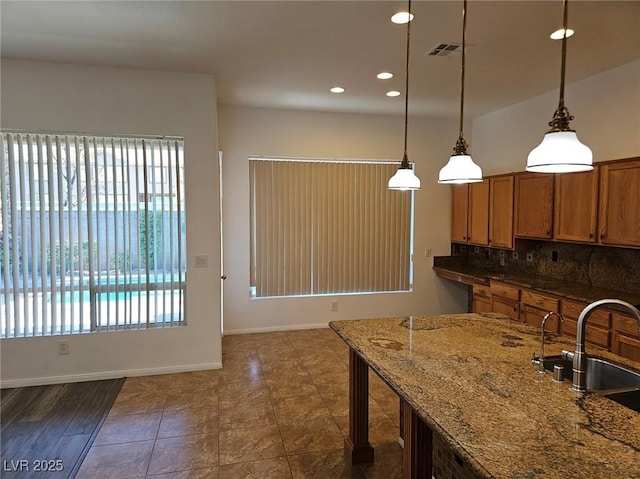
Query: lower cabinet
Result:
<box><xmin>560</xmin><ymin>298</ymin><xmax>611</xmax><ymax>350</ymax></box>
<box><xmin>611</xmin><ymin>312</ymin><xmax>640</xmax><ymax>362</ymax></box>
<box><xmin>520</xmin><ymin>289</ymin><xmax>560</xmax><ymax>333</ymax></box>
<box><xmin>489</xmin><ymin>281</ymin><xmax>520</xmax><ymax>321</ymax></box>
<box><xmin>461</xmin><ymin>277</ymin><xmax>636</xmax><ymax>364</ymax></box>
<box><xmin>472</xmin><ymin>283</ymin><xmax>492</xmax><ymax>314</ymax></box>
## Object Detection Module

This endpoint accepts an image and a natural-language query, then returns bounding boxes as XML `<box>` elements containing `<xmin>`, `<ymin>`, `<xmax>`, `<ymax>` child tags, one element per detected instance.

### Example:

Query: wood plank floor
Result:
<box><xmin>1</xmin><ymin>378</ymin><xmax>125</xmax><ymax>479</ymax></box>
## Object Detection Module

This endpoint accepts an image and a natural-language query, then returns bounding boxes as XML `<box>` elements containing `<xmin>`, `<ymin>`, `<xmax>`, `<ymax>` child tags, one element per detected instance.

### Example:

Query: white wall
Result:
<box><xmin>0</xmin><ymin>59</ymin><xmax>221</xmax><ymax>387</ymax></box>
<box><xmin>218</xmin><ymin>105</ymin><xmax>468</xmax><ymax>334</ymax></box>
<box><xmin>472</xmin><ymin>60</ymin><xmax>640</xmax><ymax>175</ymax></box>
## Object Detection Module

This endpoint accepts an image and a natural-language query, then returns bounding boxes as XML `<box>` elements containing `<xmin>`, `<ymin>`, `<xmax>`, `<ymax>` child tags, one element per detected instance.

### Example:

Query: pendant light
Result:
<box><xmin>388</xmin><ymin>0</ymin><xmax>421</xmax><ymax>191</ymax></box>
<box><xmin>526</xmin><ymin>0</ymin><xmax>592</xmax><ymax>173</ymax></box>
<box><xmin>438</xmin><ymin>0</ymin><xmax>483</xmax><ymax>184</ymax></box>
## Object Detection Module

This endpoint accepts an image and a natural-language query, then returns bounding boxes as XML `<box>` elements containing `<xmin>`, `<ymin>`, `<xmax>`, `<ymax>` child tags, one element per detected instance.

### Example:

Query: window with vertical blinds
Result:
<box><xmin>249</xmin><ymin>158</ymin><xmax>413</xmax><ymax>298</ymax></box>
<box><xmin>0</xmin><ymin>132</ymin><xmax>186</xmax><ymax>338</ymax></box>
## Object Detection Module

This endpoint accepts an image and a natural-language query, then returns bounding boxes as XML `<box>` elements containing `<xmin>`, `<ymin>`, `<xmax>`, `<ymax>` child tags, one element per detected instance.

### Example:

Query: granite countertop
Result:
<box><xmin>432</xmin><ymin>259</ymin><xmax>640</xmax><ymax>307</ymax></box>
<box><xmin>330</xmin><ymin>314</ymin><xmax>640</xmax><ymax>479</ymax></box>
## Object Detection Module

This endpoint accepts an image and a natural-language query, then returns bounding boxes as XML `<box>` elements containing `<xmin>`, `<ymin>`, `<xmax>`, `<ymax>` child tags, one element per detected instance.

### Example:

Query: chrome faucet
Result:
<box><xmin>566</xmin><ymin>299</ymin><xmax>640</xmax><ymax>393</ymax></box>
<box><xmin>537</xmin><ymin>311</ymin><xmax>564</xmax><ymax>373</ymax></box>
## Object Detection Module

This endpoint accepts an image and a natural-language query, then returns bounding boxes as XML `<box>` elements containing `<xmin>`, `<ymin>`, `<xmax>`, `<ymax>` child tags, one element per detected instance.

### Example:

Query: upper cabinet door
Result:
<box><xmin>451</xmin><ymin>184</ymin><xmax>469</xmax><ymax>243</ymax></box>
<box><xmin>598</xmin><ymin>158</ymin><xmax>640</xmax><ymax>247</ymax></box>
<box><xmin>514</xmin><ymin>173</ymin><xmax>554</xmax><ymax>239</ymax></box>
<box><xmin>554</xmin><ymin>167</ymin><xmax>599</xmax><ymax>243</ymax></box>
<box><xmin>489</xmin><ymin>175</ymin><xmax>514</xmax><ymax>249</ymax></box>
<box><xmin>468</xmin><ymin>181</ymin><xmax>489</xmax><ymax>246</ymax></box>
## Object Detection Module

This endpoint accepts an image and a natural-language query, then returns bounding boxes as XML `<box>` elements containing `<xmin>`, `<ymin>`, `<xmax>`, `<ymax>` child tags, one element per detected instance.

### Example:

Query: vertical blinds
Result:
<box><xmin>249</xmin><ymin>158</ymin><xmax>412</xmax><ymax>297</ymax></box>
<box><xmin>0</xmin><ymin>132</ymin><xmax>186</xmax><ymax>338</ymax></box>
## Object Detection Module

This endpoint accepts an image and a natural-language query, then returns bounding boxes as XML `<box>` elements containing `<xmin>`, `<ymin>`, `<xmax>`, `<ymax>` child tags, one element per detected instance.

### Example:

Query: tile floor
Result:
<box><xmin>76</xmin><ymin>328</ymin><xmax>404</xmax><ymax>478</ymax></box>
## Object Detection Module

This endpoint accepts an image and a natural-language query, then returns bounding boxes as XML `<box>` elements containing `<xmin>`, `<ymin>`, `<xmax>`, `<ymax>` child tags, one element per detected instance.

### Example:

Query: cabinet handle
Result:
<box><xmin>600</xmin><ymin>234</ymin><xmax>605</xmax><ymax>240</ymax></box>
<box><xmin>589</xmin><ymin>233</ymin><xmax>594</xmax><ymax>239</ymax></box>
<box><xmin>546</xmin><ymin>230</ymin><xmax>551</xmax><ymax>236</ymax></box>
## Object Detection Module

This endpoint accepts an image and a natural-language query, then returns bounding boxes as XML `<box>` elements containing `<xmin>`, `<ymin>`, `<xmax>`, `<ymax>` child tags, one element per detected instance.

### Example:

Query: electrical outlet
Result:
<box><xmin>552</xmin><ymin>250</ymin><xmax>559</xmax><ymax>262</ymax></box>
<box><xmin>57</xmin><ymin>340</ymin><xmax>69</xmax><ymax>355</ymax></box>
<box><xmin>484</xmin><ymin>249</ymin><xmax>490</xmax><ymax>259</ymax></box>
<box><xmin>194</xmin><ymin>255</ymin><xmax>208</xmax><ymax>267</ymax></box>
<box><xmin>424</xmin><ymin>248</ymin><xmax>432</xmax><ymax>258</ymax></box>
<box><xmin>500</xmin><ymin>257</ymin><xmax>506</xmax><ymax>266</ymax></box>
<box><xmin>512</xmin><ymin>251</ymin><xmax>519</xmax><ymax>260</ymax></box>
<box><xmin>526</xmin><ymin>253</ymin><xmax>534</xmax><ymax>262</ymax></box>
<box><xmin>331</xmin><ymin>300</ymin><xmax>339</xmax><ymax>312</ymax></box>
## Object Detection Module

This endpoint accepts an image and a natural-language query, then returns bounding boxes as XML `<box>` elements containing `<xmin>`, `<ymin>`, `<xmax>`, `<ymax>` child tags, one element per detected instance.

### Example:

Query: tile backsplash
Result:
<box><xmin>452</xmin><ymin>240</ymin><xmax>640</xmax><ymax>294</ymax></box>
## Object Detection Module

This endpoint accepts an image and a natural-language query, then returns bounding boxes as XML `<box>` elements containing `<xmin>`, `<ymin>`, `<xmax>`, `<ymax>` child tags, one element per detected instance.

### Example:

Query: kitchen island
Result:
<box><xmin>329</xmin><ymin>313</ymin><xmax>640</xmax><ymax>479</ymax></box>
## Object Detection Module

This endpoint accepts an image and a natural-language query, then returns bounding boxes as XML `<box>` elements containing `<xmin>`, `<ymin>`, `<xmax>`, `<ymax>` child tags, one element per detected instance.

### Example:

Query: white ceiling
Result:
<box><xmin>2</xmin><ymin>1</ymin><xmax>639</xmax><ymax>119</ymax></box>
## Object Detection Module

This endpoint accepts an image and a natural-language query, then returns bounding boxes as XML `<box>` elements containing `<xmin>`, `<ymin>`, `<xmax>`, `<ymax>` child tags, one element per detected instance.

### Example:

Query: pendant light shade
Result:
<box><xmin>526</xmin><ymin>0</ymin><xmax>593</xmax><ymax>173</ymax></box>
<box><xmin>438</xmin><ymin>0</ymin><xmax>483</xmax><ymax>184</ymax></box>
<box><xmin>438</xmin><ymin>155</ymin><xmax>483</xmax><ymax>184</ymax></box>
<box><xmin>388</xmin><ymin>0</ymin><xmax>421</xmax><ymax>191</ymax></box>
<box><xmin>527</xmin><ymin>131</ymin><xmax>592</xmax><ymax>173</ymax></box>
<box><xmin>389</xmin><ymin>154</ymin><xmax>421</xmax><ymax>190</ymax></box>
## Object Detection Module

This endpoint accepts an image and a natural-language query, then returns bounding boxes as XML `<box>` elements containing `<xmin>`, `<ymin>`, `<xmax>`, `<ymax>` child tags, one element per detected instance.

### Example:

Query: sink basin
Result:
<box><xmin>535</xmin><ymin>355</ymin><xmax>640</xmax><ymax>390</ymax></box>
<box><xmin>533</xmin><ymin>355</ymin><xmax>640</xmax><ymax>412</ymax></box>
<box><xmin>584</xmin><ymin>357</ymin><xmax>640</xmax><ymax>390</ymax></box>
<box><xmin>603</xmin><ymin>388</ymin><xmax>640</xmax><ymax>412</ymax></box>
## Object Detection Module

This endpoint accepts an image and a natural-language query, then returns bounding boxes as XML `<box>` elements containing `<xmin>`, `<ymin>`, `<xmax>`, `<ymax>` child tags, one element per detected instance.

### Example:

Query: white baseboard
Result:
<box><xmin>223</xmin><ymin>322</ymin><xmax>329</xmax><ymax>335</ymax></box>
<box><xmin>0</xmin><ymin>362</ymin><xmax>223</xmax><ymax>389</ymax></box>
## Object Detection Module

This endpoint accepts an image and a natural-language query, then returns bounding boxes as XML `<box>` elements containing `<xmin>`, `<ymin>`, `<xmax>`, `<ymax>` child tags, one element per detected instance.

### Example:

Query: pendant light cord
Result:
<box><xmin>452</xmin><ymin>0</ymin><xmax>469</xmax><ymax>155</ymax></box>
<box><xmin>548</xmin><ymin>0</ymin><xmax>574</xmax><ymax>132</ymax></box>
<box><xmin>401</xmin><ymin>0</ymin><xmax>411</xmax><ymax>167</ymax></box>
<box><xmin>458</xmin><ymin>0</ymin><xmax>467</xmax><ymax>139</ymax></box>
<box><xmin>558</xmin><ymin>0</ymin><xmax>568</xmax><ymax>108</ymax></box>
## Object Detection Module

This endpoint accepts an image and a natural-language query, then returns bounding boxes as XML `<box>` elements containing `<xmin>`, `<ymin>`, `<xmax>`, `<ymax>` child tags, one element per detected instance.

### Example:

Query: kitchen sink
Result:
<box><xmin>535</xmin><ymin>355</ymin><xmax>640</xmax><ymax>390</ymax></box>
<box><xmin>584</xmin><ymin>357</ymin><xmax>640</xmax><ymax>390</ymax></box>
<box><xmin>533</xmin><ymin>355</ymin><xmax>640</xmax><ymax>412</ymax></box>
<box><xmin>603</xmin><ymin>388</ymin><xmax>640</xmax><ymax>412</ymax></box>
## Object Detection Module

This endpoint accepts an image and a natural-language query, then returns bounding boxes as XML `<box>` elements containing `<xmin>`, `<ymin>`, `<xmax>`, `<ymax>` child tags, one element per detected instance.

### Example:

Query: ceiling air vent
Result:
<box><xmin>427</xmin><ymin>42</ymin><xmax>462</xmax><ymax>57</ymax></box>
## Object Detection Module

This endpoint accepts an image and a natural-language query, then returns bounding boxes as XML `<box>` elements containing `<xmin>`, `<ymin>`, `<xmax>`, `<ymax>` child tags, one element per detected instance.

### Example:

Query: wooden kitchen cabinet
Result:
<box><xmin>451</xmin><ymin>182</ymin><xmax>489</xmax><ymax>245</ymax></box>
<box><xmin>490</xmin><ymin>280</ymin><xmax>520</xmax><ymax>320</ymax></box>
<box><xmin>598</xmin><ymin>158</ymin><xmax>640</xmax><ymax>247</ymax></box>
<box><xmin>519</xmin><ymin>289</ymin><xmax>560</xmax><ymax>333</ymax></box>
<box><xmin>553</xmin><ymin>167</ymin><xmax>599</xmax><ymax>243</ymax></box>
<box><xmin>451</xmin><ymin>184</ymin><xmax>469</xmax><ymax>242</ymax></box>
<box><xmin>611</xmin><ymin>311</ymin><xmax>640</xmax><ymax>362</ymax></box>
<box><xmin>489</xmin><ymin>175</ymin><xmax>514</xmax><ymax>249</ymax></box>
<box><xmin>472</xmin><ymin>282</ymin><xmax>492</xmax><ymax>313</ymax></box>
<box><xmin>468</xmin><ymin>181</ymin><xmax>490</xmax><ymax>245</ymax></box>
<box><xmin>560</xmin><ymin>298</ymin><xmax>611</xmax><ymax>350</ymax></box>
<box><xmin>514</xmin><ymin>173</ymin><xmax>554</xmax><ymax>239</ymax></box>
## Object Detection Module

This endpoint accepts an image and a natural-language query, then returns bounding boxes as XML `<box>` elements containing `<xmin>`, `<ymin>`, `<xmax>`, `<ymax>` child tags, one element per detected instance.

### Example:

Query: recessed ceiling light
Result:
<box><xmin>330</xmin><ymin>87</ymin><xmax>345</xmax><ymax>93</ymax></box>
<box><xmin>391</xmin><ymin>11</ymin><xmax>414</xmax><ymax>24</ymax></box>
<box><xmin>386</xmin><ymin>90</ymin><xmax>401</xmax><ymax>97</ymax></box>
<box><xmin>550</xmin><ymin>28</ymin><xmax>574</xmax><ymax>40</ymax></box>
<box><xmin>377</xmin><ymin>72</ymin><xmax>393</xmax><ymax>80</ymax></box>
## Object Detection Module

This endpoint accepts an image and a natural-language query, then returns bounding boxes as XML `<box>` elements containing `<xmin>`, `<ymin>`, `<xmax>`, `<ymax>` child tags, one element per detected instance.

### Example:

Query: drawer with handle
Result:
<box><xmin>473</xmin><ymin>283</ymin><xmax>491</xmax><ymax>299</ymax></box>
<box><xmin>561</xmin><ymin>299</ymin><xmax>611</xmax><ymax>328</ymax></box>
<box><xmin>489</xmin><ymin>281</ymin><xmax>519</xmax><ymax>301</ymax></box>
<box><xmin>520</xmin><ymin>289</ymin><xmax>559</xmax><ymax>311</ymax></box>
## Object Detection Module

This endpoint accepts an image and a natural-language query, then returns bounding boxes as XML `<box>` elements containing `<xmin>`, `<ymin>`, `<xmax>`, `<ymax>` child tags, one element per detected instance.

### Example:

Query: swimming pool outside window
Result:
<box><xmin>0</xmin><ymin>132</ymin><xmax>186</xmax><ymax>338</ymax></box>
